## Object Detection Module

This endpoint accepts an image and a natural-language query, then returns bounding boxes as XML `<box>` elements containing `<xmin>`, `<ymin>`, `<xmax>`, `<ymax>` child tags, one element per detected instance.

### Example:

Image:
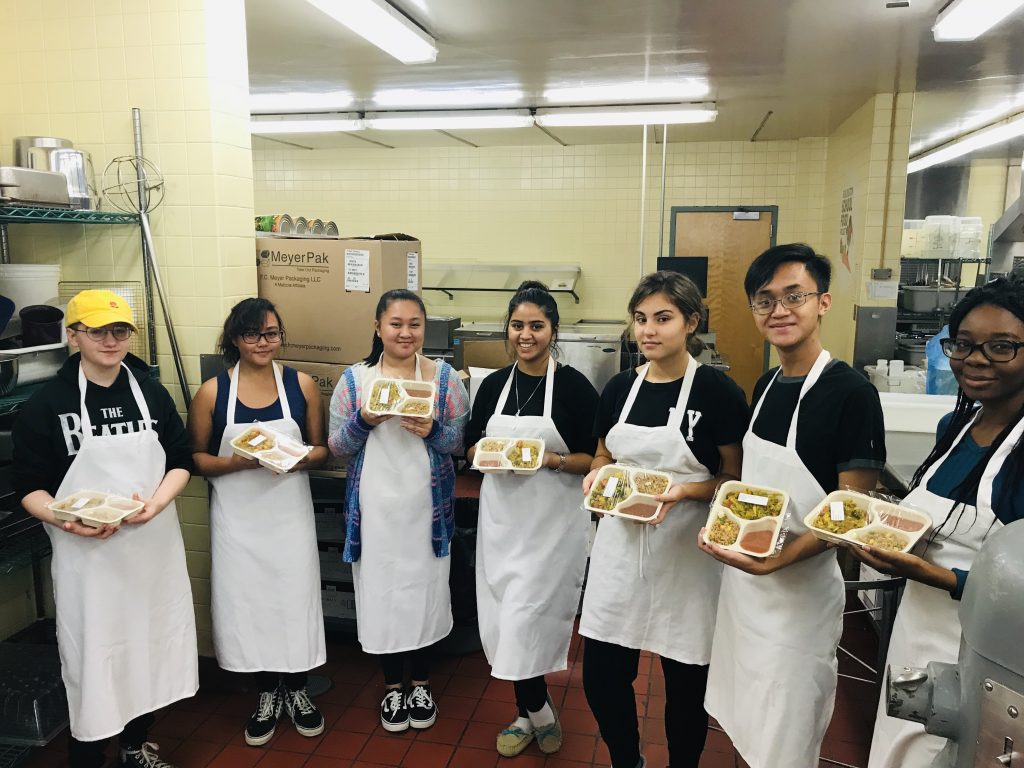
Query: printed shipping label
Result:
<box><xmin>407</xmin><ymin>252</ymin><xmax>419</xmax><ymax>291</ymax></box>
<box><xmin>344</xmin><ymin>249</ymin><xmax>371</xmax><ymax>292</ymax></box>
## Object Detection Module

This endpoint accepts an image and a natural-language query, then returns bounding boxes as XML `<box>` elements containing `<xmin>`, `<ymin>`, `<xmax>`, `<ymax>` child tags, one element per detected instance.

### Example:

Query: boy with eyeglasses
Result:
<box><xmin>698</xmin><ymin>244</ymin><xmax>886</xmax><ymax>768</ymax></box>
<box><xmin>13</xmin><ymin>290</ymin><xmax>197</xmax><ymax>768</ymax></box>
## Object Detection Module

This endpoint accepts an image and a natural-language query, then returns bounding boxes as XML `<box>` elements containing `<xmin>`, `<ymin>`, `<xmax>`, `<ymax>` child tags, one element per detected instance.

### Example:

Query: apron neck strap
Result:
<box><xmin>78</xmin><ymin>363</ymin><xmax>151</xmax><ymax>439</ymax></box>
<box><xmin>750</xmin><ymin>349</ymin><xmax>831</xmax><ymax>450</ymax></box>
<box><xmin>377</xmin><ymin>353</ymin><xmax>422</xmax><ymax>381</ymax></box>
<box><xmin>494</xmin><ymin>355</ymin><xmax>556</xmax><ymax>419</ymax></box>
<box><xmin>976</xmin><ymin>412</ymin><xmax>1024</xmax><ymax>513</ymax></box>
<box><xmin>226</xmin><ymin>361</ymin><xmax>289</xmax><ymax>425</ymax></box>
<box><xmin>619</xmin><ymin>355</ymin><xmax>699</xmax><ymax>428</ymax></box>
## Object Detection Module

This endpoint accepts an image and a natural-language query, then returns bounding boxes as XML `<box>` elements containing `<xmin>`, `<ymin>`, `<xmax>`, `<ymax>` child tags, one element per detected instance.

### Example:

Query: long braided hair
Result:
<box><xmin>910</xmin><ymin>272</ymin><xmax>1024</xmax><ymax>541</ymax></box>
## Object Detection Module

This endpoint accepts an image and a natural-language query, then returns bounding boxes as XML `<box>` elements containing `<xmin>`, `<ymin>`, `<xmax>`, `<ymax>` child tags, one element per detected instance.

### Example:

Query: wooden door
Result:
<box><xmin>673</xmin><ymin>210</ymin><xmax>773</xmax><ymax>397</ymax></box>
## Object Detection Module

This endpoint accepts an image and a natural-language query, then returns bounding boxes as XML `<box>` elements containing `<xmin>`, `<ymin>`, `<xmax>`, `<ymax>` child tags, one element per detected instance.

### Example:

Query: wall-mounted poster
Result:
<box><xmin>839</xmin><ymin>186</ymin><xmax>855</xmax><ymax>272</ymax></box>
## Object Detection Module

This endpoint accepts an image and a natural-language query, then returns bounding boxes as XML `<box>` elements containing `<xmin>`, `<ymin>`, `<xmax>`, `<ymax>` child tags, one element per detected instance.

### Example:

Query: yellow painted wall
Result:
<box><xmin>0</xmin><ymin>0</ymin><xmax>255</xmax><ymax>655</ymax></box>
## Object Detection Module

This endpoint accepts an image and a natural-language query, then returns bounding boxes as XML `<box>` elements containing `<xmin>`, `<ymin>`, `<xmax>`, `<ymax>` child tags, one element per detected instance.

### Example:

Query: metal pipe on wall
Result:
<box><xmin>639</xmin><ymin>124</ymin><xmax>649</xmax><ymax>276</ymax></box>
<box><xmin>658</xmin><ymin>124</ymin><xmax>669</xmax><ymax>259</ymax></box>
<box><xmin>132</xmin><ymin>109</ymin><xmax>159</xmax><ymax>366</ymax></box>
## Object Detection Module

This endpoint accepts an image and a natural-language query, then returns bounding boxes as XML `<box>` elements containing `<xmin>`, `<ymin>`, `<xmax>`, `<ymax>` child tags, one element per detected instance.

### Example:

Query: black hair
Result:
<box><xmin>218</xmin><ymin>298</ymin><xmax>284</xmax><ymax>365</ymax></box>
<box><xmin>628</xmin><ymin>271</ymin><xmax>706</xmax><ymax>356</ymax></box>
<box><xmin>503</xmin><ymin>280</ymin><xmax>560</xmax><ymax>358</ymax></box>
<box><xmin>363</xmin><ymin>289</ymin><xmax>427</xmax><ymax>366</ymax></box>
<box><xmin>743</xmin><ymin>243</ymin><xmax>832</xmax><ymax>298</ymax></box>
<box><xmin>911</xmin><ymin>272</ymin><xmax>1024</xmax><ymax>544</ymax></box>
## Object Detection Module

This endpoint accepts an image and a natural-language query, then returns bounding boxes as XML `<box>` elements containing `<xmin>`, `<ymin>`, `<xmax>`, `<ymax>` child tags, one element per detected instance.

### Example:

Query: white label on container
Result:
<box><xmin>830</xmin><ymin>501</ymin><xmax>846</xmax><ymax>521</ymax></box>
<box><xmin>344</xmin><ymin>249</ymin><xmax>371</xmax><ymax>292</ymax></box>
<box><xmin>247</xmin><ymin>434</ymin><xmax>268</xmax><ymax>448</ymax></box>
<box><xmin>407</xmin><ymin>252</ymin><xmax>419</xmax><ymax>291</ymax></box>
<box><xmin>72</xmin><ymin>497</ymin><xmax>90</xmax><ymax>510</ymax></box>
<box><xmin>521</xmin><ymin>447</ymin><xmax>532</xmax><ymax>463</ymax></box>
<box><xmin>738</xmin><ymin>493</ymin><xmax>769</xmax><ymax>507</ymax></box>
<box><xmin>602</xmin><ymin>476</ymin><xmax>619</xmax><ymax>498</ymax></box>
<box><xmin>380</xmin><ymin>384</ymin><xmax>392</xmax><ymax>404</ymax></box>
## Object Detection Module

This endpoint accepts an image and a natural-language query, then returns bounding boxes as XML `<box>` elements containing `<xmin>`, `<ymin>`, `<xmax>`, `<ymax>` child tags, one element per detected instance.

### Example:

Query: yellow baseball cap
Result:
<box><xmin>65</xmin><ymin>290</ymin><xmax>138</xmax><ymax>331</ymax></box>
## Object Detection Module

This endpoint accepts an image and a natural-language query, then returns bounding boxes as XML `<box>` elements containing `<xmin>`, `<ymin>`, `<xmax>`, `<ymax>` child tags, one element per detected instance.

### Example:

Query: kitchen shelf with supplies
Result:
<box><xmin>422</xmin><ymin>262</ymin><xmax>582</xmax><ymax>303</ymax></box>
<box><xmin>0</xmin><ymin>205</ymin><xmax>139</xmax><ymax>226</ymax></box>
<box><xmin>896</xmin><ymin>256</ymin><xmax>990</xmax><ymax>330</ymax></box>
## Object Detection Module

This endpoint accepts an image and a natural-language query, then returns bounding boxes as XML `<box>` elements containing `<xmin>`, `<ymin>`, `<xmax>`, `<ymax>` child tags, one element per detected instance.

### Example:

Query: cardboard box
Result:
<box><xmin>257</xmin><ymin>236</ymin><xmax>422</xmax><ymax>364</ymax></box>
<box><xmin>321</xmin><ymin>580</ymin><xmax>357</xmax><ymax>620</ymax></box>
<box><xmin>454</xmin><ymin>338</ymin><xmax>512</xmax><ymax>370</ymax></box>
<box><xmin>318</xmin><ymin>545</ymin><xmax>353</xmax><ymax>583</ymax></box>
<box><xmin>279</xmin><ymin>358</ymin><xmax>352</xmax><ymax>472</ymax></box>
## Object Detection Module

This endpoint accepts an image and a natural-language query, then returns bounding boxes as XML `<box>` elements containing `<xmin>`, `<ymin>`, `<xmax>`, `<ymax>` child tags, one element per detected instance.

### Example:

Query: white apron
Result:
<box><xmin>579</xmin><ymin>356</ymin><xmax>723</xmax><ymax>664</ymax></box>
<box><xmin>353</xmin><ymin>355</ymin><xmax>452</xmax><ymax>654</ymax></box>
<box><xmin>47</xmin><ymin>364</ymin><xmax>198</xmax><ymax>741</ymax></box>
<box><xmin>476</xmin><ymin>357</ymin><xmax>588</xmax><ymax>680</ymax></box>
<box><xmin>706</xmin><ymin>350</ymin><xmax>845</xmax><ymax>768</ymax></box>
<box><xmin>209</xmin><ymin>362</ymin><xmax>325</xmax><ymax>673</ymax></box>
<box><xmin>867</xmin><ymin>412</ymin><xmax>1015</xmax><ymax>768</ymax></box>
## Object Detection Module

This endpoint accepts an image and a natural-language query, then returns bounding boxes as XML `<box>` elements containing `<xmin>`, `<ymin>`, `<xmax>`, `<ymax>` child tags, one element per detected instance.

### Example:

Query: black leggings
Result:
<box><xmin>68</xmin><ymin>713</ymin><xmax>154</xmax><ymax>768</ymax></box>
<box><xmin>254</xmin><ymin>670</ymin><xmax>310</xmax><ymax>693</ymax></box>
<box><xmin>380</xmin><ymin>647</ymin><xmax>431</xmax><ymax>687</ymax></box>
<box><xmin>513</xmin><ymin>675</ymin><xmax>549</xmax><ymax>718</ymax></box>
<box><xmin>583</xmin><ymin>637</ymin><xmax>710</xmax><ymax>768</ymax></box>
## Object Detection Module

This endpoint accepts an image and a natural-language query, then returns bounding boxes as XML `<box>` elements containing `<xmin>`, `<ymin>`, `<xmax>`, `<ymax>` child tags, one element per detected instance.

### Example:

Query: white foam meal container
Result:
<box><xmin>472</xmin><ymin>436</ymin><xmax>545</xmax><ymax>475</ymax></box>
<box><xmin>49</xmin><ymin>490</ymin><xmax>145</xmax><ymax>527</ymax></box>
<box><xmin>365</xmin><ymin>377</ymin><xmax>436</xmax><ymax>419</ymax></box>
<box><xmin>702</xmin><ymin>480</ymin><xmax>790</xmax><ymax>557</ymax></box>
<box><xmin>230</xmin><ymin>423</ymin><xmax>312</xmax><ymax>473</ymax></box>
<box><xmin>585</xmin><ymin>463</ymin><xmax>673</xmax><ymax>523</ymax></box>
<box><xmin>804</xmin><ymin>490</ymin><xmax>932</xmax><ymax>553</ymax></box>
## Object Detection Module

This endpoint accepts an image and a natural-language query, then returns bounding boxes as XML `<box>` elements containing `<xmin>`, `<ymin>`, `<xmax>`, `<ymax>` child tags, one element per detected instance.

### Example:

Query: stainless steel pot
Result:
<box><xmin>26</xmin><ymin>146</ymin><xmax>97</xmax><ymax>210</ymax></box>
<box><xmin>13</xmin><ymin>136</ymin><xmax>73</xmax><ymax>168</ymax></box>
<box><xmin>895</xmin><ymin>338</ymin><xmax>928</xmax><ymax>367</ymax></box>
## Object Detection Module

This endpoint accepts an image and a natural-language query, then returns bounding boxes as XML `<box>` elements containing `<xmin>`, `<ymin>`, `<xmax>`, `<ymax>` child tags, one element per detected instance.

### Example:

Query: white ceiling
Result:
<box><xmin>245</xmin><ymin>0</ymin><xmax>1024</xmax><ymax>162</ymax></box>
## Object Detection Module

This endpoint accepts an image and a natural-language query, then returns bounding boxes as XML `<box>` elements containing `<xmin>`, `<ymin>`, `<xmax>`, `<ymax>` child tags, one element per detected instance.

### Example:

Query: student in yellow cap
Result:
<box><xmin>12</xmin><ymin>290</ymin><xmax>197</xmax><ymax>768</ymax></box>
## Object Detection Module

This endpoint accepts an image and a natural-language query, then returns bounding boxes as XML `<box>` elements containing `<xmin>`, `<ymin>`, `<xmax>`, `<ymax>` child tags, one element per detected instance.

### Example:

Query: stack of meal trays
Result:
<box><xmin>702</xmin><ymin>481</ymin><xmax>790</xmax><ymax>556</ymax></box>
<box><xmin>585</xmin><ymin>464</ymin><xmax>673</xmax><ymax>523</ymax></box>
<box><xmin>805</xmin><ymin>490</ymin><xmax>932</xmax><ymax>553</ymax></box>
<box><xmin>48</xmin><ymin>491</ymin><xmax>144</xmax><ymax>527</ymax></box>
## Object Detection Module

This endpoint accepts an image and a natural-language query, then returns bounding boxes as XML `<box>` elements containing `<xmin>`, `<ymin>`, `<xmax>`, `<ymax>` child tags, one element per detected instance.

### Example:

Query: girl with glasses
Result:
<box><xmin>188</xmin><ymin>298</ymin><xmax>329</xmax><ymax>747</ymax></box>
<box><xmin>859</xmin><ymin>272</ymin><xmax>1024</xmax><ymax>768</ymax></box>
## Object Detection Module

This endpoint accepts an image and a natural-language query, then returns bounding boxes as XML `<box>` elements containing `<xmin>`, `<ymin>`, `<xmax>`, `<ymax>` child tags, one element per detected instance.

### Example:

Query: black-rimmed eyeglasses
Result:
<box><xmin>71</xmin><ymin>324</ymin><xmax>134</xmax><ymax>342</ymax></box>
<box><xmin>240</xmin><ymin>330</ymin><xmax>283</xmax><ymax>344</ymax></box>
<box><xmin>940</xmin><ymin>337</ymin><xmax>1024</xmax><ymax>363</ymax></box>
<box><xmin>749</xmin><ymin>291</ymin><xmax>823</xmax><ymax>315</ymax></box>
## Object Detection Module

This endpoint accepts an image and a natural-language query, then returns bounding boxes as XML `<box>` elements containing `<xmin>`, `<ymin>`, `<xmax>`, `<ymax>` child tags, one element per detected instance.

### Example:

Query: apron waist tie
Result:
<box><xmin>638</xmin><ymin>524</ymin><xmax>652</xmax><ymax>580</ymax></box>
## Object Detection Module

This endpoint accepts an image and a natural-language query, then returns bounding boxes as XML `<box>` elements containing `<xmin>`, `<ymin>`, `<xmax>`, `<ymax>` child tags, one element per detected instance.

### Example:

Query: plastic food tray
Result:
<box><xmin>365</xmin><ymin>377</ymin><xmax>436</xmax><ymax>419</ymax></box>
<box><xmin>585</xmin><ymin>463</ymin><xmax>672</xmax><ymax>522</ymax></box>
<box><xmin>472</xmin><ymin>436</ymin><xmax>545</xmax><ymax>475</ymax></box>
<box><xmin>805</xmin><ymin>491</ymin><xmax>932</xmax><ymax>553</ymax></box>
<box><xmin>230</xmin><ymin>423</ymin><xmax>312</xmax><ymax>474</ymax></box>
<box><xmin>702</xmin><ymin>480</ymin><xmax>790</xmax><ymax>557</ymax></box>
<box><xmin>48</xmin><ymin>490</ymin><xmax>144</xmax><ymax>527</ymax></box>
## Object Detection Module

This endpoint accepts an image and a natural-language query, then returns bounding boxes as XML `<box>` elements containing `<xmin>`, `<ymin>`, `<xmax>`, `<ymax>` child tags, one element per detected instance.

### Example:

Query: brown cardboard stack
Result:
<box><xmin>278</xmin><ymin>359</ymin><xmax>350</xmax><ymax>471</ymax></box>
<box><xmin>256</xmin><ymin>236</ymin><xmax>422</xmax><ymax>365</ymax></box>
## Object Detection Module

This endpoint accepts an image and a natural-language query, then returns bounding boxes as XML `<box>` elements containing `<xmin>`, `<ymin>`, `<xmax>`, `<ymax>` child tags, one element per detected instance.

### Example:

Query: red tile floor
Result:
<box><xmin>21</xmin><ymin>604</ymin><xmax>881</xmax><ymax>768</ymax></box>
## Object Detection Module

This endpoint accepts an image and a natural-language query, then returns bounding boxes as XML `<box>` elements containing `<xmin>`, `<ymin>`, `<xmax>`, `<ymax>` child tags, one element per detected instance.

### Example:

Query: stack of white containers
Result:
<box><xmin>901</xmin><ymin>215</ymin><xmax>984</xmax><ymax>260</ymax></box>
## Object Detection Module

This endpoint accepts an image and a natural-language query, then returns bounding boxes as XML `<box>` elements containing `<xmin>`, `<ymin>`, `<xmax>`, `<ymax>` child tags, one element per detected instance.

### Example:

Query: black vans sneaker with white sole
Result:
<box><xmin>380</xmin><ymin>688</ymin><xmax>410</xmax><ymax>732</ymax></box>
<box><xmin>245</xmin><ymin>688</ymin><xmax>283</xmax><ymax>746</ymax></box>
<box><xmin>284</xmin><ymin>687</ymin><xmax>324</xmax><ymax>737</ymax></box>
<box><xmin>119</xmin><ymin>742</ymin><xmax>176</xmax><ymax>767</ymax></box>
<box><xmin>406</xmin><ymin>684</ymin><xmax>437</xmax><ymax>729</ymax></box>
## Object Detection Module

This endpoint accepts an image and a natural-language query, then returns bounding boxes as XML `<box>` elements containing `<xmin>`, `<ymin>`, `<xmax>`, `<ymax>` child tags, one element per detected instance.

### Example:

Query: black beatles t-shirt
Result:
<box><xmin>749</xmin><ymin>360</ymin><xmax>886</xmax><ymax>493</ymax></box>
<box><xmin>594</xmin><ymin>365</ymin><xmax>749</xmax><ymax>474</ymax></box>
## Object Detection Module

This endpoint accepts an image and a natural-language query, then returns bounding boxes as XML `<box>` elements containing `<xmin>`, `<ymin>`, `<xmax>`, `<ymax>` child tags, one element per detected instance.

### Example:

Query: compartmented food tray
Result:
<box><xmin>366</xmin><ymin>377</ymin><xmax>436</xmax><ymax>418</ymax></box>
<box><xmin>805</xmin><ymin>491</ymin><xmax>932</xmax><ymax>553</ymax></box>
<box><xmin>230</xmin><ymin>423</ymin><xmax>312</xmax><ymax>473</ymax></box>
<box><xmin>702</xmin><ymin>481</ymin><xmax>790</xmax><ymax>557</ymax></box>
<box><xmin>48</xmin><ymin>490</ymin><xmax>144</xmax><ymax>527</ymax></box>
<box><xmin>585</xmin><ymin>463</ymin><xmax>672</xmax><ymax>522</ymax></box>
<box><xmin>472</xmin><ymin>436</ymin><xmax>545</xmax><ymax>475</ymax></box>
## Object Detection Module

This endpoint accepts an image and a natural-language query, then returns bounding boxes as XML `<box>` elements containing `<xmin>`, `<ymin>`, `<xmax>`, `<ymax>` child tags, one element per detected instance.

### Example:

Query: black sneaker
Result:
<box><xmin>120</xmin><ymin>742</ymin><xmax>176</xmax><ymax>767</ymax></box>
<box><xmin>245</xmin><ymin>688</ymin><xmax>283</xmax><ymax>746</ymax></box>
<box><xmin>406</xmin><ymin>684</ymin><xmax>437</xmax><ymax>729</ymax></box>
<box><xmin>284</xmin><ymin>687</ymin><xmax>324</xmax><ymax>737</ymax></box>
<box><xmin>380</xmin><ymin>688</ymin><xmax>410</xmax><ymax>732</ymax></box>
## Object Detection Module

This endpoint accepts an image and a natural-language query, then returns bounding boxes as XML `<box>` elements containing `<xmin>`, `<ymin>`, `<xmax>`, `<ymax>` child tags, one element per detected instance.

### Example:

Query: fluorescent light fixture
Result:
<box><xmin>910</xmin><ymin>92</ymin><xmax>1024</xmax><ymax>155</ymax></box>
<box><xmin>373</xmin><ymin>88</ymin><xmax>524</xmax><ymax>107</ymax></box>
<box><xmin>250</xmin><ymin>115</ymin><xmax>363</xmax><ymax>134</ymax></box>
<box><xmin>932</xmin><ymin>0</ymin><xmax>1024</xmax><ymax>41</ymax></box>
<box><xmin>535</xmin><ymin>103</ymin><xmax>717</xmax><ymax>128</ymax></box>
<box><xmin>907</xmin><ymin>112</ymin><xmax>1024</xmax><ymax>173</ymax></box>
<box><xmin>543</xmin><ymin>79</ymin><xmax>710</xmax><ymax>104</ymax></box>
<box><xmin>250</xmin><ymin>91</ymin><xmax>353</xmax><ymax>114</ymax></box>
<box><xmin>364</xmin><ymin>110</ymin><xmax>534</xmax><ymax>130</ymax></box>
<box><xmin>304</xmin><ymin>0</ymin><xmax>437</xmax><ymax>64</ymax></box>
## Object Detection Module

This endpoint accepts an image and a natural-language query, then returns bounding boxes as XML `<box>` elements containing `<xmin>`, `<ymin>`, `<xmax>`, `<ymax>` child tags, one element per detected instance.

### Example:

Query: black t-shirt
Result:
<box><xmin>594</xmin><ymin>365</ymin><xmax>749</xmax><ymax>475</ymax></box>
<box><xmin>750</xmin><ymin>359</ymin><xmax>886</xmax><ymax>493</ymax></box>
<box><xmin>466</xmin><ymin>363</ymin><xmax>600</xmax><ymax>455</ymax></box>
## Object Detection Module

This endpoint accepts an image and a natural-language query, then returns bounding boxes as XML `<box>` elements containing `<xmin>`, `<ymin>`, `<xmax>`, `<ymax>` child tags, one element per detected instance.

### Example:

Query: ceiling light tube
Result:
<box><xmin>250</xmin><ymin>115</ymin><xmax>363</xmax><ymax>134</ymax></box>
<box><xmin>535</xmin><ymin>103</ymin><xmax>718</xmax><ymax>128</ymax></box>
<box><xmin>543</xmin><ymin>80</ymin><xmax>710</xmax><ymax>104</ymax></box>
<box><xmin>250</xmin><ymin>91</ymin><xmax>354</xmax><ymax>114</ymax></box>
<box><xmin>364</xmin><ymin>110</ymin><xmax>534</xmax><ymax>130</ymax></box>
<box><xmin>303</xmin><ymin>0</ymin><xmax>437</xmax><ymax>64</ymax></box>
<box><xmin>907</xmin><ymin>112</ymin><xmax>1024</xmax><ymax>173</ymax></box>
<box><xmin>932</xmin><ymin>0</ymin><xmax>1024</xmax><ymax>41</ymax></box>
<box><xmin>373</xmin><ymin>88</ymin><xmax>525</xmax><ymax>107</ymax></box>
